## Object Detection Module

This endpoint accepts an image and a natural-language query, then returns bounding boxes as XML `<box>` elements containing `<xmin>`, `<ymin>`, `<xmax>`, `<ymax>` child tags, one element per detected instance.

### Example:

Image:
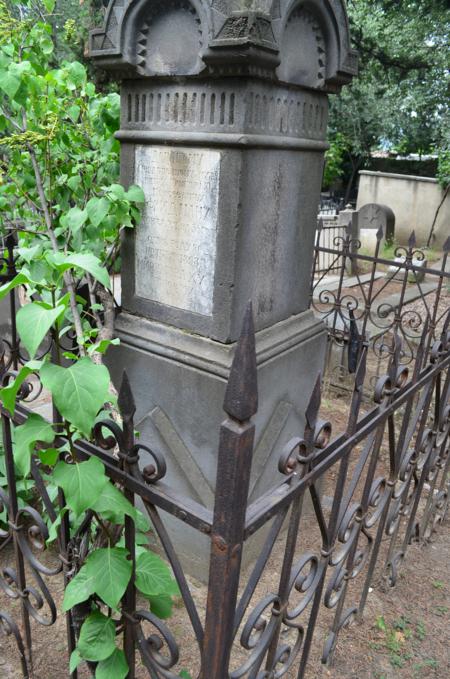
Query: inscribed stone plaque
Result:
<box><xmin>134</xmin><ymin>146</ymin><xmax>221</xmax><ymax>316</ymax></box>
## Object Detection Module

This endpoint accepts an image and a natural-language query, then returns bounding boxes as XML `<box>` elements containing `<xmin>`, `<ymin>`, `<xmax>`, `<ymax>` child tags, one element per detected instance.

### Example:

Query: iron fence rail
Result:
<box><xmin>0</xmin><ymin>234</ymin><xmax>449</xmax><ymax>679</ymax></box>
<box><xmin>310</xmin><ymin>226</ymin><xmax>450</xmax><ymax>388</ymax></box>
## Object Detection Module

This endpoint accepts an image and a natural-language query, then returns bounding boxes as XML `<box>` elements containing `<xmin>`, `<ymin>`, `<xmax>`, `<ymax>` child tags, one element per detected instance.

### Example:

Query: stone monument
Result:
<box><xmin>90</xmin><ymin>0</ymin><xmax>357</xmax><ymax>579</ymax></box>
<box><xmin>357</xmin><ymin>202</ymin><xmax>395</xmax><ymax>252</ymax></box>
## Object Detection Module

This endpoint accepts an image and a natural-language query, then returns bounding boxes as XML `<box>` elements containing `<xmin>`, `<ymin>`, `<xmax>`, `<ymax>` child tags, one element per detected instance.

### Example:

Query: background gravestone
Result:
<box><xmin>357</xmin><ymin>202</ymin><xmax>396</xmax><ymax>252</ymax></box>
<box><xmin>91</xmin><ymin>0</ymin><xmax>357</xmax><ymax>580</ymax></box>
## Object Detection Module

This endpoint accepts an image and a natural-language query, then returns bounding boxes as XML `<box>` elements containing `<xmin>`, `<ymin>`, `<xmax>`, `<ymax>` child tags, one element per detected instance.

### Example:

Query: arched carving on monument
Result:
<box><xmin>277</xmin><ymin>0</ymin><xmax>357</xmax><ymax>90</ymax></box>
<box><xmin>90</xmin><ymin>0</ymin><xmax>210</xmax><ymax>76</ymax></box>
<box><xmin>133</xmin><ymin>0</ymin><xmax>204</xmax><ymax>75</ymax></box>
<box><xmin>90</xmin><ymin>0</ymin><xmax>357</xmax><ymax>89</ymax></box>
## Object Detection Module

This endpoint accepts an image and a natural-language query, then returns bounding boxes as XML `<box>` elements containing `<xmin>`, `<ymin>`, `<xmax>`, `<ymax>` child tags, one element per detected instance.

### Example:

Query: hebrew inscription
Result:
<box><xmin>134</xmin><ymin>146</ymin><xmax>221</xmax><ymax>315</ymax></box>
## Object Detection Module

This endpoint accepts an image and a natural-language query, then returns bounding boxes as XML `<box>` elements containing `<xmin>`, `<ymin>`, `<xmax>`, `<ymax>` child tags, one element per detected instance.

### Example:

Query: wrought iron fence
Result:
<box><xmin>0</xmin><ymin>235</ymin><xmax>449</xmax><ymax>679</ymax></box>
<box><xmin>314</xmin><ymin>218</ymin><xmax>349</xmax><ymax>276</ymax></box>
<box><xmin>310</xmin><ymin>226</ymin><xmax>450</xmax><ymax>390</ymax></box>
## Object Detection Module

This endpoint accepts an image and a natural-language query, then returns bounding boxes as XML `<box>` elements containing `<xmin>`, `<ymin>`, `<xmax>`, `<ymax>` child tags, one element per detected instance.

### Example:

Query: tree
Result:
<box><xmin>427</xmin><ymin>146</ymin><xmax>450</xmax><ymax>246</ymax></box>
<box><xmin>326</xmin><ymin>0</ymin><xmax>450</xmax><ymax>198</ymax></box>
<box><xmin>0</xmin><ymin>0</ymin><xmax>134</xmax><ymax>356</ymax></box>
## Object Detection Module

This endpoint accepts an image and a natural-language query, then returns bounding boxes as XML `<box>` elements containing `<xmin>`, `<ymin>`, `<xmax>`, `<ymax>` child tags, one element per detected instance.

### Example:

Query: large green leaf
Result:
<box><xmin>0</xmin><ymin>273</ymin><xmax>31</xmax><ymax>301</ymax></box>
<box><xmin>14</xmin><ymin>413</ymin><xmax>55</xmax><ymax>477</ymax></box>
<box><xmin>63</xmin><ymin>546</ymin><xmax>131</xmax><ymax>611</ymax></box>
<box><xmin>125</xmin><ymin>185</ymin><xmax>145</xmax><ymax>203</ymax></box>
<box><xmin>65</xmin><ymin>61</ymin><xmax>86</xmax><ymax>88</ymax></box>
<box><xmin>135</xmin><ymin>551</ymin><xmax>179</xmax><ymax>598</ymax></box>
<box><xmin>95</xmin><ymin>649</ymin><xmax>128</xmax><ymax>679</ymax></box>
<box><xmin>62</xmin><ymin>206</ymin><xmax>88</xmax><ymax>233</ymax></box>
<box><xmin>106</xmin><ymin>184</ymin><xmax>125</xmax><ymax>201</ymax></box>
<box><xmin>86</xmin><ymin>197</ymin><xmax>110</xmax><ymax>228</ymax></box>
<box><xmin>0</xmin><ymin>360</ymin><xmax>42</xmax><ymax>416</ymax></box>
<box><xmin>91</xmin><ymin>482</ymin><xmax>137</xmax><ymax>524</ymax></box>
<box><xmin>0</xmin><ymin>72</ymin><xmax>20</xmax><ymax>99</ymax></box>
<box><xmin>53</xmin><ymin>457</ymin><xmax>109</xmax><ymax>516</ymax></box>
<box><xmin>66</xmin><ymin>252</ymin><xmax>110</xmax><ymax>289</ymax></box>
<box><xmin>84</xmin><ymin>547</ymin><xmax>132</xmax><ymax>610</ymax></box>
<box><xmin>62</xmin><ymin>567</ymin><xmax>96</xmax><ymax>612</ymax></box>
<box><xmin>149</xmin><ymin>594</ymin><xmax>174</xmax><ymax>620</ymax></box>
<box><xmin>16</xmin><ymin>244</ymin><xmax>42</xmax><ymax>264</ymax></box>
<box><xmin>40</xmin><ymin>358</ymin><xmax>110</xmax><ymax>435</ymax></box>
<box><xmin>16</xmin><ymin>303</ymin><xmax>65</xmax><ymax>359</ymax></box>
<box><xmin>78</xmin><ymin>611</ymin><xmax>116</xmax><ymax>662</ymax></box>
<box><xmin>46</xmin><ymin>251</ymin><xmax>110</xmax><ymax>290</ymax></box>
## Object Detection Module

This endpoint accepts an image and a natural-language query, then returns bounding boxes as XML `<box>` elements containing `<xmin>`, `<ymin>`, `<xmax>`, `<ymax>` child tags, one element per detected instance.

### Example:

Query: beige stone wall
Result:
<box><xmin>357</xmin><ymin>171</ymin><xmax>450</xmax><ymax>248</ymax></box>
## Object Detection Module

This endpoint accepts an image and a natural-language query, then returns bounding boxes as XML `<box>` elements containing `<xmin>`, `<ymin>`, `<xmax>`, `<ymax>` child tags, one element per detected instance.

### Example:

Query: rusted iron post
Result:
<box><xmin>1</xmin><ymin>413</ymin><xmax>32</xmax><ymax>673</ymax></box>
<box><xmin>201</xmin><ymin>303</ymin><xmax>258</xmax><ymax>679</ymax></box>
<box><xmin>118</xmin><ymin>372</ymin><xmax>138</xmax><ymax>679</ymax></box>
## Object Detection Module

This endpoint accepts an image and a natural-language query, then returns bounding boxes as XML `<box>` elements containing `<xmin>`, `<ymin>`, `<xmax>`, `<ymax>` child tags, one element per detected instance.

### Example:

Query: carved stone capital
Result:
<box><xmin>90</xmin><ymin>0</ymin><xmax>357</xmax><ymax>91</ymax></box>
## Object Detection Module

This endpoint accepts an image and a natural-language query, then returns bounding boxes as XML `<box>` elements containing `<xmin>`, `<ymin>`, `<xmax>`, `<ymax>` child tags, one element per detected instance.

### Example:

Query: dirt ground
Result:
<box><xmin>1</xmin><ymin>516</ymin><xmax>448</xmax><ymax>679</ymax></box>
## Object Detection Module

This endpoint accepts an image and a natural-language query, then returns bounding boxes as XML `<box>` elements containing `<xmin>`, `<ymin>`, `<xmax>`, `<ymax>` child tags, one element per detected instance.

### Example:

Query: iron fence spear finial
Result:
<box><xmin>345</xmin><ymin>344</ymin><xmax>368</xmax><ymax>435</ymax></box>
<box><xmin>305</xmin><ymin>374</ymin><xmax>321</xmax><ymax>437</ymax></box>
<box><xmin>408</xmin><ymin>230</ymin><xmax>417</xmax><ymax>250</ymax></box>
<box><xmin>223</xmin><ymin>301</ymin><xmax>258</xmax><ymax>422</ymax></box>
<box><xmin>118</xmin><ymin>370</ymin><xmax>136</xmax><ymax>423</ymax></box>
<box><xmin>414</xmin><ymin>317</ymin><xmax>429</xmax><ymax>370</ymax></box>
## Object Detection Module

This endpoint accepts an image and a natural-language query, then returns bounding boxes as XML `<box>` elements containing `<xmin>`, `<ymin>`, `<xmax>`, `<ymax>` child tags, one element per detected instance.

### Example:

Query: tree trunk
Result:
<box><xmin>344</xmin><ymin>155</ymin><xmax>363</xmax><ymax>205</ymax></box>
<box><xmin>427</xmin><ymin>183</ymin><xmax>449</xmax><ymax>248</ymax></box>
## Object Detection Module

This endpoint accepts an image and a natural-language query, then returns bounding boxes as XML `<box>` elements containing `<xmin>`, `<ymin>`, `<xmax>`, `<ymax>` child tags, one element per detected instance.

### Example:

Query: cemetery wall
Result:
<box><xmin>357</xmin><ymin>170</ymin><xmax>449</xmax><ymax>247</ymax></box>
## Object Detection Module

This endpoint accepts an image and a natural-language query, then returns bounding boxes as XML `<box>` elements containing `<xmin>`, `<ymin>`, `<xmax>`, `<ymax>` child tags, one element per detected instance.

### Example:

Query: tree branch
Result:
<box><xmin>353</xmin><ymin>37</ymin><xmax>431</xmax><ymax>73</ymax></box>
<box><xmin>27</xmin><ymin>143</ymin><xmax>86</xmax><ymax>356</ymax></box>
<box><xmin>86</xmin><ymin>273</ymin><xmax>103</xmax><ymax>331</ymax></box>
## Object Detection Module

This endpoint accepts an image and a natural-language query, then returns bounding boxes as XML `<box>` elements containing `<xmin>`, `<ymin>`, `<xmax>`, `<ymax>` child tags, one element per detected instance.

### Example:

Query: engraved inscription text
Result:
<box><xmin>134</xmin><ymin>146</ymin><xmax>221</xmax><ymax>316</ymax></box>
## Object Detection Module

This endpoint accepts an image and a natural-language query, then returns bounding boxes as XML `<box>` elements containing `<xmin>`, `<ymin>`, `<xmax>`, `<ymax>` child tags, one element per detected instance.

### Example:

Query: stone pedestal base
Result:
<box><xmin>106</xmin><ymin>309</ymin><xmax>327</xmax><ymax>581</ymax></box>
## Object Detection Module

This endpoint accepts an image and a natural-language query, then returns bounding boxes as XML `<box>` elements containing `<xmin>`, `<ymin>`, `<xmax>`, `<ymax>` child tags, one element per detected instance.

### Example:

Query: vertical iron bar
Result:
<box><xmin>423</xmin><ymin>243</ymin><xmax>448</xmax><ymax>364</ymax></box>
<box><xmin>201</xmin><ymin>304</ymin><xmax>258</xmax><ymax>679</ymax></box>
<box><xmin>309</xmin><ymin>219</ymin><xmax>322</xmax><ymax>303</ymax></box>
<box><xmin>50</xmin><ymin>337</ymin><xmax>78</xmax><ymax>679</ymax></box>
<box><xmin>266</xmin><ymin>377</ymin><xmax>322</xmax><ymax>672</ymax></box>
<box><xmin>118</xmin><ymin>373</ymin><xmax>137</xmax><ymax>679</ymax></box>
<box><xmin>6</xmin><ymin>232</ymin><xmax>18</xmax><ymax>371</ymax></box>
<box><xmin>1</xmin><ymin>413</ymin><xmax>33</xmax><ymax>671</ymax></box>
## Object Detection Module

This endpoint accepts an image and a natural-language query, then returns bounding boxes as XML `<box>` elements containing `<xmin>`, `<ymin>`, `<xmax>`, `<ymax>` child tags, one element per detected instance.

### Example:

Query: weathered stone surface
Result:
<box><xmin>107</xmin><ymin>309</ymin><xmax>327</xmax><ymax>579</ymax></box>
<box><xmin>93</xmin><ymin>0</ymin><xmax>356</xmax><ymax>580</ymax></box>
<box><xmin>358</xmin><ymin>203</ymin><xmax>396</xmax><ymax>243</ymax></box>
<box><xmin>134</xmin><ymin>146</ymin><xmax>221</xmax><ymax>315</ymax></box>
<box><xmin>356</xmin><ymin>203</ymin><xmax>395</xmax><ymax>254</ymax></box>
<box><xmin>90</xmin><ymin>0</ymin><xmax>357</xmax><ymax>90</ymax></box>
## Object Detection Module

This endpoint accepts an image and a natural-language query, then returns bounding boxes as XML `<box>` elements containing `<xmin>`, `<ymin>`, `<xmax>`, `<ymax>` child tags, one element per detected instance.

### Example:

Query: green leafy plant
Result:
<box><xmin>323</xmin><ymin>133</ymin><xmax>347</xmax><ymax>189</ymax></box>
<box><xmin>0</xmin><ymin>444</ymin><xmax>36</xmax><ymax>530</ymax></box>
<box><xmin>0</xmin><ymin>2</ymin><xmax>180</xmax><ymax>675</ymax></box>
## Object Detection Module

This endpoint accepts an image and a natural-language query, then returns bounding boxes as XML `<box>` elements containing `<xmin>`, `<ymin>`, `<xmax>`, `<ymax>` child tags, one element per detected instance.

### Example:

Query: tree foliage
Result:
<box><xmin>0</xmin><ymin>2</ymin><xmax>180</xmax><ymax>674</ymax></box>
<box><xmin>326</xmin><ymin>0</ymin><xmax>450</xmax><ymax>195</ymax></box>
<box><xmin>0</xmin><ymin>0</ymin><xmax>138</xmax><ymax>354</ymax></box>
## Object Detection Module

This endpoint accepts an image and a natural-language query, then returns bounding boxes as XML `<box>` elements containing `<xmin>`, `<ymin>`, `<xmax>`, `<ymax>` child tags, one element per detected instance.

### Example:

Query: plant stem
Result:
<box><xmin>27</xmin><ymin>143</ymin><xmax>86</xmax><ymax>356</ymax></box>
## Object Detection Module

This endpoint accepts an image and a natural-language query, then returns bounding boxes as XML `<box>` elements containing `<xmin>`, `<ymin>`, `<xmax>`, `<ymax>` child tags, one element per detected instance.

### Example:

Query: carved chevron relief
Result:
<box><xmin>138</xmin><ymin>401</ymin><xmax>295</xmax><ymax>508</ymax></box>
